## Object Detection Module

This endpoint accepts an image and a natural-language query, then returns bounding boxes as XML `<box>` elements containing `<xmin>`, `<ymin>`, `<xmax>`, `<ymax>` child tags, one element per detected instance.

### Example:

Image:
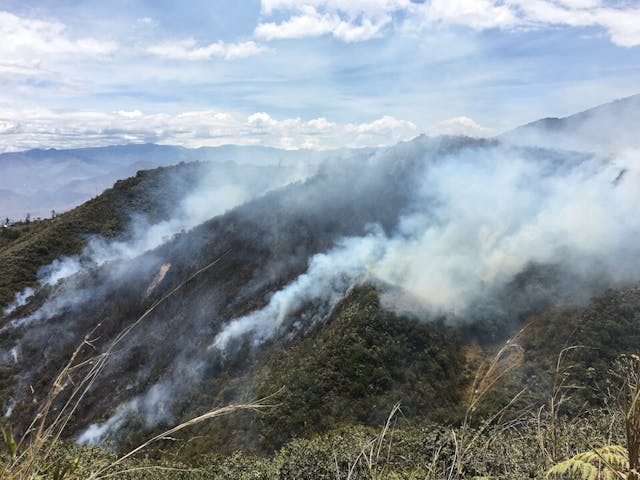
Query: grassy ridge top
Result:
<box><xmin>0</xmin><ymin>165</ymin><xmax>196</xmax><ymax>308</ymax></box>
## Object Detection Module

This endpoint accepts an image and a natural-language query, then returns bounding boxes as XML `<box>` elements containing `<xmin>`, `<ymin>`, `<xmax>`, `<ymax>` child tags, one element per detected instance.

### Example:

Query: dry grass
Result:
<box><xmin>545</xmin><ymin>354</ymin><xmax>640</xmax><ymax>480</ymax></box>
<box><xmin>87</xmin><ymin>393</ymin><xmax>280</xmax><ymax>480</ymax></box>
<box><xmin>344</xmin><ymin>402</ymin><xmax>402</xmax><ymax>480</ymax></box>
<box><xmin>0</xmin><ymin>251</ymin><xmax>281</xmax><ymax>480</ymax></box>
<box><xmin>450</xmin><ymin>328</ymin><xmax>527</xmax><ymax>480</ymax></box>
<box><xmin>536</xmin><ymin>346</ymin><xmax>592</xmax><ymax>465</ymax></box>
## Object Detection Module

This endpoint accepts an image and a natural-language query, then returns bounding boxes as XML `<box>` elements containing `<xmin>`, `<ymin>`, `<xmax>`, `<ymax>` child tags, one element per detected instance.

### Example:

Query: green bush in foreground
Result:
<box><xmin>1</xmin><ymin>408</ymin><xmax>626</xmax><ymax>480</ymax></box>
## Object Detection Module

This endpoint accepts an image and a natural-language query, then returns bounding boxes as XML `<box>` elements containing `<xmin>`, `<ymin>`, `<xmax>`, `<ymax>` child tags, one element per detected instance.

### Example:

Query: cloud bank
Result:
<box><xmin>0</xmin><ymin>107</ymin><xmax>420</xmax><ymax>152</ymax></box>
<box><xmin>256</xmin><ymin>0</ymin><xmax>640</xmax><ymax>47</ymax></box>
<box><xmin>430</xmin><ymin>116</ymin><xmax>495</xmax><ymax>138</ymax></box>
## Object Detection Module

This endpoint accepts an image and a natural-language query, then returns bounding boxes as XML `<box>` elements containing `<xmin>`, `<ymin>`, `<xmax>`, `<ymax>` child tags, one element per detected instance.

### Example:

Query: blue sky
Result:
<box><xmin>0</xmin><ymin>0</ymin><xmax>639</xmax><ymax>151</ymax></box>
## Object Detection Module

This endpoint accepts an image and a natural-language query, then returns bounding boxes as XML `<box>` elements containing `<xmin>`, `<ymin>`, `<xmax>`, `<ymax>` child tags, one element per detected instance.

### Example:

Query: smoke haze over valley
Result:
<box><xmin>0</xmin><ymin>144</ymin><xmax>363</xmax><ymax>220</ymax></box>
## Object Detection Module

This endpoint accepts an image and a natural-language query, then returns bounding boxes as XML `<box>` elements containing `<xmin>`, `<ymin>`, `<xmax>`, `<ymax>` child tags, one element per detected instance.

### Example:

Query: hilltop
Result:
<box><xmin>502</xmin><ymin>93</ymin><xmax>640</xmax><ymax>153</ymax></box>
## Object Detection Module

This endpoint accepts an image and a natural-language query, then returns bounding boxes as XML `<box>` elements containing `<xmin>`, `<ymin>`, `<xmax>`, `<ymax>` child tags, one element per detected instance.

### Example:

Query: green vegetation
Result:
<box><xmin>5</xmin><ymin>271</ymin><xmax>640</xmax><ymax>478</ymax></box>
<box><xmin>4</xmin><ymin>278</ymin><xmax>640</xmax><ymax>478</ymax></box>
<box><xmin>0</xmin><ymin>164</ymin><xmax>200</xmax><ymax>308</ymax></box>
<box><xmin>0</xmin><ymin>406</ymin><xmax>632</xmax><ymax>479</ymax></box>
<box><xmin>254</xmin><ymin>287</ymin><xmax>466</xmax><ymax>449</ymax></box>
<box><xmin>7</xmin><ymin>278</ymin><xmax>639</xmax><ymax>479</ymax></box>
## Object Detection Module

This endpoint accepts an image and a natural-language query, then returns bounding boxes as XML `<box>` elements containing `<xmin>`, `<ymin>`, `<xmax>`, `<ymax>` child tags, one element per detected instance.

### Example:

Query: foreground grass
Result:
<box><xmin>0</xmin><ymin>409</ymin><xmax>626</xmax><ymax>480</ymax></box>
<box><xmin>2</xmin><ymin>333</ymin><xmax>632</xmax><ymax>479</ymax></box>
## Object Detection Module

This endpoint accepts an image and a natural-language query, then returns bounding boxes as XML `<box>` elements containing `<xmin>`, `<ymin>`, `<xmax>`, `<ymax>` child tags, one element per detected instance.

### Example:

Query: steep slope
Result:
<box><xmin>501</xmin><ymin>93</ymin><xmax>640</xmax><ymax>153</ymax></box>
<box><xmin>0</xmin><ymin>136</ymin><xmax>479</xmax><ymax>442</ymax></box>
<box><xmin>0</xmin><ymin>160</ymin><xmax>305</xmax><ymax>308</ymax></box>
<box><xmin>1</xmin><ymin>118</ymin><xmax>640</xmax><ymax>460</ymax></box>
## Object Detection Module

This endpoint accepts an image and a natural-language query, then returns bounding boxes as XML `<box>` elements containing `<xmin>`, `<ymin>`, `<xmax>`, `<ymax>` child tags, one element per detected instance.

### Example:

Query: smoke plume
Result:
<box><xmin>2</xmin><ymin>127</ymin><xmax>640</xmax><ymax>445</ymax></box>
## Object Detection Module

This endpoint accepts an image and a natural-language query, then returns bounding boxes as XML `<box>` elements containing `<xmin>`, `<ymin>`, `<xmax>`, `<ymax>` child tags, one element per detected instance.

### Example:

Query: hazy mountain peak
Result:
<box><xmin>502</xmin><ymin>93</ymin><xmax>640</xmax><ymax>153</ymax></box>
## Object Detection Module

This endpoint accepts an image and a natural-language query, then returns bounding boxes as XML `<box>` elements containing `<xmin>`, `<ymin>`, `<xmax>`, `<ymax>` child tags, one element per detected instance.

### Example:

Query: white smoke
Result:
<box><xmin>86</xmin><ymin>144</ymin><xmax>640</xmax><ymax>440</ymax></box>
<box><xmin>212</xmin><ymin>144</ymin><xmax>640</xmax><ymax>356</ymax></box>
<box><xmin>83</xmin><ymin>228</ymin><xmax>388</xmax><ymax>441</ymax></box>
<box><xmin>3</xmin><ymin>398</ymin><xmax>16</xmax><ymax>418</ymax></box>
<box><xmin>8</xmin><ymin>133</ymin><xmax>640</xmax><ymax>444</ymax></box>
<box><xmin>2</xmin><ymin>163</ymin><xmax>314</xmax><ymax>330</ymax></box>
<box><xmin>369</xmin><ymin>147</ymin><xmax>640</xmax><ymax>312</ymax></box>
<box><xmin>0</xmin><ymin>346</ymin><xmax>19</xmax><ymax>366</ymax></box>
<box><xmin>2</xmin><ymin>287</ymin><xmax>35</xmax><ymax>316</ymax></box>
<box><xmin>77</xmin><ymin>382</ymin><xmax>173</xmax><ymax>445</ymax></box>
<box><xmin>77</xmin><ymin>409</ymin><xmax>128</xmax><ymax>446</ymax></box>
<box><xmin>210</xmin><ymin>228</ymin><xmax>387</xmax><ymax>352</ymax></box>
<box><xmin>38</xmin><ymin>183</ymin><xmax>252</xmax><ymax>288</ymax></box>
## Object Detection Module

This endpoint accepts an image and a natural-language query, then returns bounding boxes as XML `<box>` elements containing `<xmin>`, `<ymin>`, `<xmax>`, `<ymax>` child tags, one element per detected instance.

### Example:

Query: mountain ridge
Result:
<box><xmin>501</xmin><ymin>93</ymin><xmax>640</xmax><ymax>152</ymax></box>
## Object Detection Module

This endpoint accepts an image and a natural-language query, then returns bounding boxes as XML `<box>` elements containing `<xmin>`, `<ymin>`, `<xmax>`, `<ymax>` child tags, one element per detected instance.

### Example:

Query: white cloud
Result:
<box><xmin>147</xmin><ymin>39</ymin><xmax>266</xmax><ymax>60</ymax></box>
<box><xmin>260</xmin><ymin>0</ymin><xmax>414</xmax><ymax>16</ymax></box>
<box><xmin>256</xmin><ymin>2</ymin><xmax>407</xmax><ymax>42</ymax></box>
<box><xmin>137</xmin><ymin>16</ymin><xmax>155</xmax><ymax>26</ymax></box>
<box><xmin>0</xmin><ymin>9</ymin><xmax>265</xmax><ymax>71</ymax></box>
<box><xmin>246</xmin><ymin>112</ymin><xmax>418</xmax><ymax>149</ymax></box>
<box><xmin>255</xmin><ymin>10</ymin><xmax>340</xmax><ymax>40</ymax></box>
<box><xmin>507</xmin><ymin>0</ymin><xmax>640</xmax><ymax>47</ymax></box>
<box><xmin>0</xmin><ymin>107</ymin><xmax>419</xmax><ymax>152</ymax></box>
<box><xmin>583</xmin><ymin>8</ymin><xmax>640</xmax><ymax>47</ymax></box>
<box><xmin>430</xmin><ymin>116</ymin><xmax>494</xmax><ymax>138</ymax></box>
<box><xmin>556</xmin><ymin>0</ymin><xmax>602</xmax><ymax>8</ymax></box>
<box><xmin>255</xmin><ymin>6</ymin><xmax>390</xmax><ymax>42</ymax></box>
<box><xmin>0</xmin><ymin>9</ymin><xmax>117</xmax><ymax>90</ymax></box>
<box><xmin>0</xmin><ymin>10</ymin><xmax>117</xmax><ymax>62</ymax></box>
<box><xmin>256</xmin><ymin>0</ymin><xmax>640</xmax><ymax>46</ymax></box>
<box><xmin>426</xmin><ymin>0</ymin><xmax>519</xmax><ymax>30</ymax></box>
<box><xmin>349</xmin><ymin>115</ymin><xmax>418</xmax><ymax>138</ymax></box>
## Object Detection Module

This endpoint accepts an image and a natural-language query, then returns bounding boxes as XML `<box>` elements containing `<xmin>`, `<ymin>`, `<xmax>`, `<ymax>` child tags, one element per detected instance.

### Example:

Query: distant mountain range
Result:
<box><xmin>0</xmin><ymin>143</ymin><xmax>369</xmax><ymax>220</ymax></box>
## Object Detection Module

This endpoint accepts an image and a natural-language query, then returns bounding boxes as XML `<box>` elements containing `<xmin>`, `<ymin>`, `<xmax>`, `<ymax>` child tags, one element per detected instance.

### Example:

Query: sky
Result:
<box><xmin>0</xmin><ymin>0</ymin><xmax>639</xmax><ymax>152</ymax></box>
